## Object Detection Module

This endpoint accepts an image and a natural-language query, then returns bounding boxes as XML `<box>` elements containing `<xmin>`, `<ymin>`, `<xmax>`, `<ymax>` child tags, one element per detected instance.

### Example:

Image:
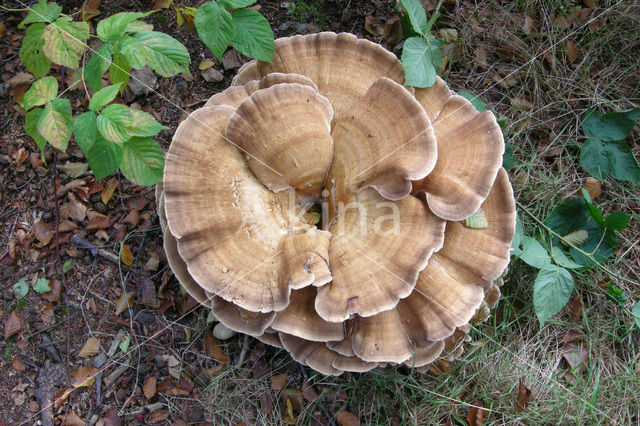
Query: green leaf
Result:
<box><xmin>120</xmin><ymin>137</ymin><xmax>165</xmax><ymax>185</ymax></box>
<box><xmin>96</xmin><ymin>11</ymin><xmax>155</xmax><ymax>42</ymax></box>
<box><xmin>42</xmin><ymin>16</ymin><xmax>89</xmax><ymax>68</ymax></box>
<box><xmin>546</xmin><ymin>198</ymin><xmax>590</xmax><ymax>236</ymax></box>
<box><xmin>19</xmin><ymin>76</ymin><xmax>58</xmax><ymax>111</ymax></box>
<box><xmin>124</xmin><ymin>20</ymin><xmax>154</xmax><ymax>33</ymax></box>
<box><xmin>109</xmin><ymin>51</ymin><xmax>130</xmax><ymax>89</ymax></box>
<box><xmin>219</xmin><ymin>0</ymin><xmax>257</xmax><ymax>8</ymax></box>
<box><xmin>84</xmin><ymin>43</ymin><xmax>113</xmax><ymax>93</ymax></box>
<box><xmin>89</xmin><ymin>83</ymin><xmax>122</xmax><ymax>112</ymax></box>
<box><xmin>19</xmin><ymin>23</ymin><xmax>51</xmax><ymax>78</ymax></box>
<box><xmin>119</xmin><ymin>334</ymin><xmax>131</xmax><ymax>352</ymax></box>
<box><xmin>13</xmin><ymin>278</ymin><xmax>30</xmax><ymax>299</ymax></box>
<box><xmin>581</xmin><ymin>107</ymin><xmax>640</xmax><ymax>142</ymax></box>
<box><xmin>632</xmin><ymin>301</ymin><xmax>640</xmax><ymax>329</ymax></box>
<box><xmin>63</xmin><ymin>258</ymin><xmax>75</xmax><ymax>273</ymax></box>
<box><xmin>97</xmin><ymin>104</ymin><xmax>167</xmax><ymax>143</ymax></box>
<box><xmin>85</xmin><ymin>135</ymin><xmax>123</xmax><ymax>179</ymax></box>
<box><xmin>465</xmin><ymin>209</ymin><xmax>488</xmax><ymax>229</ymax></box>
<box><xmin>550</xmin><ymin>246</ymin><xmax>583</xmax><ymax>269</ymax></box>
<box><xmin>503</xmin><ymin>142</ymin><xmax>517</xmax><ymax>169</ymax></box>
<box><xmin>231</xmin><ymin>9</ymin><xmax>274</xmax><ymax>62</ymax></box>
<box><xmin>195</xmin><ymin>2</ymin><xmax>233</xmax><ymax>61</ymax></box>
<box><xmin>25</xmin><ymin>107</ymin><xmax>47</xmax><ymax>152</ymax></box>
<box><xmin>457</xmin><ymin>90</ymin><xmax>487</xmax><ymax>112</ymax></box>
<box><xmin>605</xmin><ymin>283</ymin><xmax>627</xmax><ymax>308</ymax></box>
<box><xmin>401</xmin><ymin>36</ymin><xmax>442</xmax><ymax>88</ymax></box>
<box><xmin>33</xmin><ymin>277</ymin><xmax>51</xmax><ymax>293</ymax></box>
<box><xmin>73</xmin><ymin>111</ymin><xmax>97</xmax><ymax>152</ymax></box>
<box><xmin>519</xmin><ymin>236</ymin><xmax>551</xmax><ymax>269</ymax></box>
<box><xmin>533</xmin><ymin>265</ymin><xmax>574</xmax><ymax>326</ymax></box>
<box><xmin>580</xmin><ymin>138</ymin><xmax>639</xmax><ymax>183</ymax></box>
<box><xmin>117</xmin><ymin>35</ymin><xmax>150</xmax><ymax>69</ymax></box>
<box><xmin>399</xmin><ymin>0</ymin><xmax>427</xmax><ymax>35</ymax></box>
<box><xmin>37</xmin><ymin>98</ymin><xmax>73</xmax><ymax>151</ymax></box>
<box><xmin>18</xmin><ymin>0</ymin><xmax>62</xmax><ymax>28</ymax></box>
<box><xmin>604</xmin><ymin>211</ymin><xmax>629</xmax><ymax>231</ymax></box>
<box><xmin>131</xmin><ymin>31</ymin><xmax>190</xmax><ymax>77</ymax></box>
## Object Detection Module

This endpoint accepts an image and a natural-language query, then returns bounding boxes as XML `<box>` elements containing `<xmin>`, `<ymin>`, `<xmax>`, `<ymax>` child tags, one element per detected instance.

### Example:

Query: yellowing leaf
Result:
<box><xmin>561</xmin><ymin>230</ymin><xmax>588</xmax><ymax>247</ymax></box>
<box><xmin>120</xmin><ymin>244</ymin><xmax>134</xmax><ymax>266</ymax></box>
<box><xmin>465</xmin><ymin>209</ymin><xmax>488</xmax><ymax>229</ymax></box>
<box><xmin>582</xmin><ymin>177</ymin><xmax>601</xmax><ymax>200</ymax></box>
<box><xmin>72</xmin><ymin>366</ymin><xmax>98</xmax><ymax>387</ymax></box>
<box><xmin>37</xmin><ymin>99</ymin><xmax>73</xmax><ymax>151</ymax></box>
<box><xmin>42</xmin><ymin>17</ymin><xmax>89</xmax><ymax>68</ymax></box>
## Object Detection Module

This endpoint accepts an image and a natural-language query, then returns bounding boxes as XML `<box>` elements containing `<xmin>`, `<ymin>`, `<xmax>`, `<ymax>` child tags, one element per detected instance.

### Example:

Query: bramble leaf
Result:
<box><xmin>195</xmin><ymin>2</ymin><xmax>232</xmax><ymax>61</ymax></box>
<box><xmin>399</xmin><ymin>0</ymin><xmax>427</xmax><ymax>36</ymax></box>
<box><xmin>89</xmin><ymin>83</ymin><xmax>122</xmax><ymax>111</ymax></box>
<box><xmin>85</xmin><ymin>135</ymin><xmax>123</xmax><ymax>179</ymax></box>
<box><xmin>25</xmin><ymin>107</ymin><xmax>47</xmax><ymax>152</ymax></box>
<box><xmin>84</xmin><ymin>43</ymin><xmax>114</xmax><ymax>93</ymax></box>
<box><xmin>219</xmin><ymin>0</ymin><xmax>256</xmax><ymax>8</ymax></box>
<box><xmin>19</xmin><ymin>76</ymin><xmax>58</xmax><ymax>111</ymax></box>
<box><xmin>42</xmin><ymin>16</ymin><xmax>89</xmax><ymax>68</ymax></box>
<box><xmin>33</xmin><ymin>277</ymin><xmax>51</xmax><ymax>293</ymax></box>
<box><xmin>37</xmin><ymin>98</ymin><xmax>73</xmax><ymax>151</ymax></box>
<box><xmin>120</xmin><ymin>137</ymin><xmax>164</xmax><ymax>185</ymax></box>
<box><xmin>231</xmin><ymin>9</ymin><xmax>274</xmax><ymax>62</ymax></box>
<box><xmin>603</xmin><ymin>211</ymin><xmax>629</xmax><ymax>231</ymax></box>
<box><xmin>582</xmin><ymin>107</ymin><xmax>640</xmax><ymax>142</ymax></box>
<box><xmin>73</xmin><ymin>111</ymin><xmax>97</xmax><ymax>152</ymax></box>
<box><xmin>19</xmin><ymin>23</ymin><xmax>51</xmax><ymax>78</ymax></box>
<box><xmin>519</xmin><ymin>236</ymin><xmax>551</xmax><ymax>269</ymax></box>
<box><xmin>533</xmin><ymin>265</ymin><xmax>574</xmax><ymax>326</ymax></box>
<box><xmin>109</xmin><ymin>51</ymin><xmax>130</xmax><ymax>89</ymax></box>
<box><xmin>97</xmin><ymin>104</ymin><xmax>167</xmax><ymax>143</ymax></box>
<box><xmin>131</xmin><ymin>31</ymin><xmax>190</xmax><ymax>76</ymax></box>
<box><xmin>580</xmin><ymin>138</ymin><xmax>639</xmax><ymax>183</ymax></box>
<box><xmin>96</xmin><ymin>11</ymin><xmax>154</xmax><ymax>42</ymax></box>
<box><xmin>458</xmin><ymin>90</ymin><xmax>487</xmax><ymax>112</ymax></box>
<box><xmin>18</xmin><ymin>0</ymin><xmax>62</xmax><ymax>29</ymax></box>
<box><xmin>401</xmin><ymin>35</ymin><xmax>443</xmax><ymax>88</ymax></box>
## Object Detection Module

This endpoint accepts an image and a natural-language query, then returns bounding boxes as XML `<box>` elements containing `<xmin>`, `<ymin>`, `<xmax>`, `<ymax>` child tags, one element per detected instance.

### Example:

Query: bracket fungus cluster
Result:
<box><xmin>157</xmin><ymin>32</ymin><xmax>516</xmax><ymax>375</ymax></box>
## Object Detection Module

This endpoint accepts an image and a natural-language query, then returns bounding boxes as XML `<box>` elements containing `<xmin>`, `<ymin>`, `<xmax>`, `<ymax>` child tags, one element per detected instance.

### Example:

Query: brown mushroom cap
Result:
<box><xmin>163</xmin><ymin>105</ymin><xmax>331</xmax><ymax>313</ymax></box>
<box><xmin>315</xmin><ymin>188</ymin><xmax>446</xmax><ymax>322</ymax></box>
<box><xmin>257</xmin><ymin>32</ymin><xmax>405</xmax><ymax>119</ymax></box>
<box><xmin>226</xmin><ymin>83</ymin><xmax>334</xmax><ymax>196</ymax></box>
<box><xmin>413</xmin><ymin>76</ymin><xmax>452</xmax><ymax>121</ymax></box>
<box><xmin>328</xmin><ymin>77</ymin><xmax>437</xmax><ymax>202</ymax></box>
<box><xmin>412</xmin><ymin>96</ymin><xmax>504</xmax><ymax>221</ymax></box>
<box><xmin>232</xmin><ymin>60</ymin><xmax>259</xmax><ymax>86</ymax></box>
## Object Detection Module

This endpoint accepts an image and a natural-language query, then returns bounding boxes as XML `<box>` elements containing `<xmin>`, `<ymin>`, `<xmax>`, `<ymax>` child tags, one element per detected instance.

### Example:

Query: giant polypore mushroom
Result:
<box><xmin>157</xmin><ymin>32</ymin><xmax>516</xmax><ymax>375</ymax></box>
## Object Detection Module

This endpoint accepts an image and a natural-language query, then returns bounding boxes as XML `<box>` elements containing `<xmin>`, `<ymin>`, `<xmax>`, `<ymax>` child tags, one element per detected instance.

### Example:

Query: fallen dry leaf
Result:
<box><xmin>203</xmin><ymin>332</ymin><xmax>230</xmax><ymax>363</ymax></box>
<box><xmin>564</xmin><ymin>40</ymin><xmax>579</xmax><ymax>64</ymax></box>
<box><xmin>61</xmin><ymin>409</ymin><xmax>85</xmax><ymax>426</ymax></box>
<box><xmin>156</xmin><ymin>374</ymin><xmax>194</xmax><ymax>396</ymax></box>
<box><xmin>114</xmin><ymin>291</ymin><xmax>134</xmax><ymax>315</ymax></box>
<box><xmin>101</xmin><ymin>178</ymin><xmax>118</xmax><ymax>204</ymax></box>
<box><xmin>100</xmin><ymin>407</ymin><xmax>121</xmax><ymax>426</ymax></box>
<box><xmin>12</xmin><ymin>355</ymin><xmax>27</xmax><ymax>371</ymax></box>
<box><xmin>516</xmin><ymin>377</ymin><xmax>531</xmax><ymax>413</ymax></box>
<box><xmin>59</xmin><ymin>162</ymin><xmax>88</xmax><ymax>178</ymax></box>
<box><xmin>336</xmin><ymin>411</ymin><xmax>360</xmax><ymax>426</ymax></box>
<box><xmin>120</xmin><ymin>244</ymin><xmax>134</xmax><ymax>267</ymax></box>
<box><xmin>72</xmin><ymin>366</ymin><xmax>98</xmax><ymax>387</ymax></box>
<box><xmin>522</xmin><ymin>15</ymin><xmax>535</xmax><ymax>35</ymax></box>
<box><xmin>41</xmin><ymin>278</ymin><xmax>62</xmax><ymax>303</ymax></box>
<box><xmin>4</xmin><ymin>310</ymin><xmax>22</xmax><ymax>340</ymax></box>
<box><xmin>301</xmin><ymin>379</ymin><xmax>318</xmax><ymax>401</ymax></box>
<box><xmin>148</xmin><ymin>409</ymin><xmax>169</xmax><ymax>424</ymax></box>
<box><xmin>86</xmin><ymin>212</ymin><xmax>110</xmax><ymax>230</ymax></box>
<box><xmin>143</xmin><ymin>376</ymin><xmax>157</xmax><ymax>399</ymax></box>
<box><xmin>582</xmin><ymin>177</ymin><xmax>601</xmax><ymax>199</ymax></box>
<box><xmin>33</xmin><ymin>220</ymin><xmax>54</xmax><ymax>247</ymax></box>
<box><xmin>40</xmin><ymin>303</ymin><xmax>55</xmax><ymax>326</ymax></box>
<box><xmin>467</xmin><ymin>400</ymin><xmax>488</xmax><ymax>426</ymax></box>
<box><xmin>77</xmin><ymin>336</ymin><xmax>101</xmax><ymax>358</ymax></box>
<box><xmin>562</xmin><ymin>343</ymin><xmax>589</xmax><ymax>372</ymax></box>
<box><xmin>270</xmin><ymin>373</ymin><xmax>287</xmax><ymax>391</ymax></box>
<box><xmin>6</xmin><ymin>72</ymin><xmax>34</xmax><ymax>87</ymax></box>
<box><xmin>260</xmin><ymin>393</ymin><xmax>274</xmax><ymax>415</ymax></box>
<box><xmin>567</xmin><ymin>295</ymin><xmax>583</xmax><ymax>322</ymax></box>
<box><xmin>280</xmin><ymin>388</ymin><xmax>304</xmax><ymax>411</ymax></box>
<box><xmin>54</xmin><ymin>387</ymin><xmax>73</xmax><ymax>409</ymax></box>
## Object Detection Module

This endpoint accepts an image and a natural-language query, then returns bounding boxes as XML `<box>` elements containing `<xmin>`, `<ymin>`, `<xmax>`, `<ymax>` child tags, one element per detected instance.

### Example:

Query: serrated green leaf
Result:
<box><xmin>19</xmin><ymin>23</ymin><xmax>51</xmax><ymax>78</ymax></box>
<box><xmin>42</xmin><ymin>16</ymin><xmax>89</xmax><ymax>68</ymax></box>
<box><xmin>13</xmin><ymin>278</ymin><xmax>30</xmax><ymax>299</ymax></box>
<box><xmin>632</xmin><ymin>301</ymin><xmax>640</xmax><ymax>329</ymax></box>
<box><xmin>603</xmin><ymin>211</ymin><xmax>629</xmax><ymax>231</ymax></box>
<box><xmin>109</xmin><ymin>51</ymin><xmax>130</xmax><ymax>89</ymax></box>
<box><xmin>457</xmin><ymin>90</ymin><xmax>486</xmax><ymax>112</ymax></box>
<box><xmin>84</xmin><ymin>43</ymin><xmax>113</xmax><ymax>93</ymax></box>
<box><xmin>219</xmin><ymin>0</ymin><xmax>257</xmax><ymax>8</ymax></box>
<box><xmin>582</xmin><ymin>107</ymin><xmax>640</xmax><ymax>142</ymax></box>
<box><xmin>580</xmin><ymin>138</ymin><xmax>639</xmax><ymax>183</ymax></box>
<box><xmin>195</xmin><ymin>2</ymin><xmax>233</xmax><ymax>61</ymax></box>
<box><xmin>519</xmin><ymin>236</ymin><xmax>551</xmax><ymax>269</ymax></box>
<box><xmin>19</xmin><ymin>76</ymin><xmax>58</xmax><ymax>111</ymax></box>
<box><xmin>37</xmin><ymin>98</ymin><xmax>72</xmax><ymax>151</ymax></box>
<box><xmin>97</xmin><ymin>104</ymin><xmax>167</xmax><ymax>143</ymax></box>
<box><xmin>85</xmin><ymin>135</ymin><xmax>123</xmax><ymax>179</ymax></box>
<box><xmin>89</xmin><ymin>83</ymin><xmax>121</xmax><ymax>111</ymax></box>
<box><xmin>124</xmin><ymin>20</ymin><xmax>153</xmax><ymax>33</ymax></box>
<box><xmin>117</xmin><ymin>35</ymin><xmax>150</xmax><ymax>69</ymax></box>
<box><xmin>605</xmin><ymin>283</ymin><xmax>626</xmax><ymax>308</ymax></box>
<box><xmin>503</xmin><ymin>142</ymin><xmax>517</xmax><ymax>169</ymax></box>
<box><xmin>465</xmin><ymin>209</ymin><xmax>488</xmax><ymax>229</ymax></box>
<box><xmin>73</xmin><ymin>111</ymin><xmax>97</xmax><ymax>152</ymax></box>
<box><xmin>401</xmin><ymin>36</ymin><xmax>442</xmax><ymax>88</ymax></box>
<box><xmin>18</xmin><ymin>0</ymin><xmax>62</xmax><ymax>29</ymax></box>
<box><xmin>231</xmin><ymin>9</ymin><xmax>274</xmax><ymax>62</ymax></box>
<box><xmin>131</xmin><ymin>31</ymin><xmax>190</xmax><ymax>77</ymax></box>
<box><xmin>119</xmin><ymin>334</ymin><xmax>130</xmax><ymax>352</ymax></box>
<box><xmin>120</xmin><ymin>137</ymin><xmax>164</xmax><ymax>185</ymax></box>
<box><xmin>550</xmin><ymin>246</ymin><xmax>583</xmax><ymax>269</ymax></box>
<box><xmin>399</xmin><ymin>0</ymin><xmax>427</xmax><ymax>35</ymax></box>
<box><xmin>561</xmin><ymin>230</ymin><xmax>588</xmax><ymax>247</ymax></box>
<box><xmin>25</xmin><ymin>107</ymin><xmax>47</xmax><ymax>152</ymax></box>
<box><xmin>534</xmin><ymin>265</ymin><xmax>574</xmax><ymax>326</ymax></box>
<box><xmin>96</xmin><ymin>11</ymin><xmax>155</xmax><ymax>42</ymax></box>
<box><xmin>33</xmin><ymin>277</ymin><xmax>51</xmax><ymax>293</ymax></box>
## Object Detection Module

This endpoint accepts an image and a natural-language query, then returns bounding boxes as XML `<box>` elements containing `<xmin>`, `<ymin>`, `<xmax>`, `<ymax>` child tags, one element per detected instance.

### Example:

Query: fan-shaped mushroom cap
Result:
<box><xmin>206</xmin><ymin>72</ymin><xmax>318</xmax><ymax>108</ymax></box>
<box><xmin>257</xmin><ymin>32</ymin><xmax>405</xmax><ymax>119</ymax></box>
<box><xmin>404</xmin><ymin>341</ymin><xmax>446</xmax><ymax>367</ymax></box>
<box><xmin>163</xmin><ymin>105</ymin><xmax>331</xmax><ymax>313</ymax></box>
<box><xmin>279</xmin><ymin>333</ymin><xmax>344</xmax><ymax>376</ymax></box>
<box><xmin>315</xmin><ymin>188</ymin><xmax>446</xmax><ymax>322</ymax></box>
<box><xmin>328</xmin><ymin>77</ymin><xmax>437</xmax><ymax>201</ymax></box>
<box><xmin>226</xmin><ymin>83</ymin><xmax>334</xmax><ymax>195</ymax></box>
<box><xmin>412</xmin><ymin>95</ymin><xmax>504</xmax><ymax>221</ymax></box>
<box><xmin>256</xmin><ymin>331</ymin><xmax>283</xmax><ymax>349</ymax></box>
<box><xmin>270</xmin><ymin>287</ymin><xmax>344</xmax><ymax>342</ymax></box>
<box><xmin>351</xmin><ymin>309</ymin><xmax>414</xmax><ymax>363</ymax></box>
<box><xmin>232</xmin><ymin>60</ymin><xmax>259</xmax><ymax>86</ymax></box>
<box><xmin>209</xmin><ymin>296</ymin><xmax>276</xmax><ymax>336</ymax></box>
<box><xmin>413</xmin><ymin>76</ymin><xmax>452</xmax><ymax>121</ymax></box>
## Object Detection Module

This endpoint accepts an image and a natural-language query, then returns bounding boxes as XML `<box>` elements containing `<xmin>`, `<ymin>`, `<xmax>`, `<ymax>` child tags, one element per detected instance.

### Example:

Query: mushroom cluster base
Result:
<box><xmin>158</xmin><ymin>32</ymin><xmax>516</xmax><ymax>376</ymax></box>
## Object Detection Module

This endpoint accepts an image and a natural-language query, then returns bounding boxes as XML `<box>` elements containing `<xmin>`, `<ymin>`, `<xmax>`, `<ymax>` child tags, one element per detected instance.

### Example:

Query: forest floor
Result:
<box><xmin>0</xmin><ymin>0</ymin><xmax>639</xmax><ymax>424</ymax></box>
